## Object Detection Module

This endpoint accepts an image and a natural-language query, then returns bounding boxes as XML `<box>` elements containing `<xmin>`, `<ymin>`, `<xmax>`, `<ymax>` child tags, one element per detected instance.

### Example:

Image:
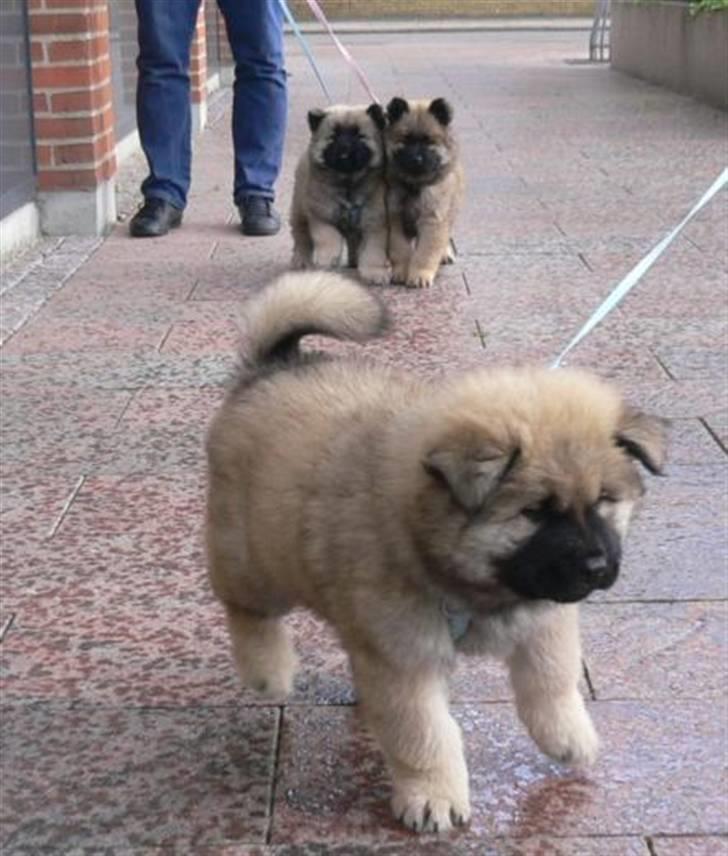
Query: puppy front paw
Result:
<box><xmin>406</xmin><ymin>268</ymin><xmax>437</xmax><ymax>289</ymax></box>
<box><xmin>441</xmin><ymin>244</ymin><xmax>456</xmax><ymax>265</ymax></box>
<box><xmin>392</xmin><ymin>781</ymin><xmax>470</xmax><ymax>834</ymax></box>
<box><xmin>391</xmin><ymin>263</ymin><xmax>409</xmax><ymax>284</ymax></box>
<box><xmin>358</xmin><ymin>263</ymin><xmax>391</xmax><ymax>287</ymax></box>
<box><xmin>311</xmin><ymin>248</ymin><xmax>343</xmax><ymax>269</ymax></box>
<box><xmin>291</xmin><ymin>251</ymin><xmax>310</xmax><ymax>270</ymax></box>
<box><xmin>524</xmin><ymin>693</ymin><xmax>599</xmax><ymax>767</ymax></box>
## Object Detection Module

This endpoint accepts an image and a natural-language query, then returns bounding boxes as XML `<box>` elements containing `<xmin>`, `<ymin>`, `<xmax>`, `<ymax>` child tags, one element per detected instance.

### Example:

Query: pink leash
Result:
<box><xmin>303</xmin><ymin>0</ymin><xmax>381</xmax><ymax>104</ymax></box>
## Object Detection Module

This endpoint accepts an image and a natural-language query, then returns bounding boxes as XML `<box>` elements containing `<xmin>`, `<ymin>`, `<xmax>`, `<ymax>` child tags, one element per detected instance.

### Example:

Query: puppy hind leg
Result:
<box><xmin>508</xmin><ymin>605</ymin><xmax>599</xmax><ymax>767</ymax></box>
<box><xmin>351</xmin><ymin>654</ymin><xmax>470</xmax><ymax>834</ymax></box>
<box><xmin>224</xmin><ymin>603</ymin><xmax>298</xmax><ymax>702</ymax></box>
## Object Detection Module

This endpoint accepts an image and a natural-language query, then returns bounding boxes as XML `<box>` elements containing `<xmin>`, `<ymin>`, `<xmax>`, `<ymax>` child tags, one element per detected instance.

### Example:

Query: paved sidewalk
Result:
<box><xmin>1</xmin><ymin>30</ymin><xmax>727</xmax><ymax>855</ymax></box>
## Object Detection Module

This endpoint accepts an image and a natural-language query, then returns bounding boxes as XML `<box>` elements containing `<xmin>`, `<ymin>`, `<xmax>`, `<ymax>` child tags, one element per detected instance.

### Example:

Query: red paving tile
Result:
<box><xmin>270</xmin><ymin>702</ymin><xmax>725</xmax><ymax>844</ymax></box>
<box><xmin>581</xmin><ymin>601</ymin><xmax>727</xmax><ymax>700</ymax></box>
<box><xmin>0</xmin><ymin>704</ymin><xmax>279</xmax><ymax>851</ymax></box>
<box><xmin>652</xmin><ymin>837</ymin><xmax>728</xmax><ymax>856</ymax></box>
<box><xmin>1</xmin><ymin>28</ymin><xmax>726</xmax><ymax>853</ymax></box>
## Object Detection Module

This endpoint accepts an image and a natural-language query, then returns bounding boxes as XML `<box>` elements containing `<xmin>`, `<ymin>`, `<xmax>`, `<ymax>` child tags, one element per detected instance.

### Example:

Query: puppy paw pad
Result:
<box><xmin>392</xmin><ymin>790</ymin><xmax>470</xmax><ymax>834</ymax></box>
<box><xmin>359</xmin><ymin>265</ymin><xmax>391</xmax><ymax>286</ymax></box>
<box><xmin>406</xmin><ymin>271</ymin><xmax>436</xmax><ymax>289</ymax></box>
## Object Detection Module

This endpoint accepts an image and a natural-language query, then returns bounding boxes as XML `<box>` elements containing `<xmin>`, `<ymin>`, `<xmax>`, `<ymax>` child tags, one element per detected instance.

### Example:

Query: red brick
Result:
<box><xmin>50</xmin><ymin>87</ymin><xmax>110</xmax><ymax>113</ymax></box>
<box><xmin>34</xmin><ymin>110</ymin><xmax>112</xmax><ymax>140</ymax></box>
<box><xmin>36</xmin><ymin>152</ymin><xmax>115</xmax><ymax>190</ymax></box>
<box><xmin>30</xmin><ymin>10</ymin><xmax>108</xmax><ymax>36</ymax></box>
<box><xmin>51</xmin><ymin>141</ymin><xmax>95</xmax><ymax>165</ymax></box>
<box><xmin>32</xmin><ymin>57</ymin><xmax>111</xmax><ymax>90</ymax></box>
<box><xmin>51</xmin><ymin>129</ymin><xmax>114</xmax><ymax>165</ymax></box>
<box><xmin>47</xmin><ymin>37</ymin><xmax>107</xmax><ymax>63</ymax></box>
<box><xmin>36</xmin><ymin>145</ymin><xmax>54</xmax><ymax>168</ymax></box>
<box><xmin>33</xmin><ymin>92</ymin><xmax>50</xmax><ymax>113</ymax></box>
<box><xmin>43</xmin><ymin>0</ymin><xmax>106</xmax><ymax>7</ymax></box>
<box><xmin>31</xmin><ymin>41</ymin><xmax>46</xmax><ymax>63</ymax></box>
<box><xmin>37</xmin><ymin>167</ymin><xmax>99</xmax><ymax>190</ymax></box>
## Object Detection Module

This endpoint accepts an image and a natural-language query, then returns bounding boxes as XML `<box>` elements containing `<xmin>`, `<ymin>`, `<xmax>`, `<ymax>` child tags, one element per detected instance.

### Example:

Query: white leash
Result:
<box><xmin>551</xmin><ymin>167</ymin><xmax>728</xmax><ymax>369</ymax></box>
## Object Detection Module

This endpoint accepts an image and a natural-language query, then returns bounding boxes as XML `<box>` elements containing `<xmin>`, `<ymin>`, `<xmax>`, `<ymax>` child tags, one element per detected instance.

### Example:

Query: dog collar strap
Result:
<box><xmin>441</xmin><ymin>600</ymin><xmax>472</xmax><ymax>644</ymax></box>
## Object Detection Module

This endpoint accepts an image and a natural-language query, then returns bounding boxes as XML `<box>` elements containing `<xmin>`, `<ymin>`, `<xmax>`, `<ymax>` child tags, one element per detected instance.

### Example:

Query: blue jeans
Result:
<box><xmin>135</xmin><ymin>0</ymin><xmax>287</xmax><ymax>209</ymax></box>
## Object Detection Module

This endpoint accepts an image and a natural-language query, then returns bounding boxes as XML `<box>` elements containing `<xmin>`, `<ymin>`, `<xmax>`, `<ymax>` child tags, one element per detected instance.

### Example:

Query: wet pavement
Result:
<box><xmin>1</xmin><ymin>29</ymin><xmax>727</xmax><ymax>855</ymax></box>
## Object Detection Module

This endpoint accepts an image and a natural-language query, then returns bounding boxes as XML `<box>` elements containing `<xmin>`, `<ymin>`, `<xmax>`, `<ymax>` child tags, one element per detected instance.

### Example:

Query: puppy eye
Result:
<box><xmin>520</xmin><ymin>494</ymin><xmax>558</xmax><ymax>521</ymax></box>
<box><xmin>598</xmin><ymin>492</ymin><xmax>617</xmax><ymax>504</ymax></box>
<box><xmin>521</xmin><ymin>500</ymin><xmax>548</xmax><ymax>520</ymax></box>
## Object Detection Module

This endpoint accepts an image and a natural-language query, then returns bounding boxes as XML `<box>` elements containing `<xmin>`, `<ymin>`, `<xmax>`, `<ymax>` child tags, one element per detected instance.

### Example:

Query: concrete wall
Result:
<box><xmin>611</xmin><ymin>0</ymin><xmax>728</xmax><ymax>110</ymax></box>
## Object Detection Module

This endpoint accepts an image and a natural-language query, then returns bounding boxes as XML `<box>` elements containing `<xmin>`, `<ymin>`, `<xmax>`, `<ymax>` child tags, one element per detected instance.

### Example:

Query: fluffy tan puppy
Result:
<box><xmin>206</xmin><ymin>272</ymin><xmax>667</xmax><ymax>834</ymax></box>
<box><xmin>290</xmin><ymin>103</ymin><xmax>390</xmax><ymax>286</ymax></box>
<box><xmin>384</xmin><ymin>97</ymin><xmax>464</xmax><ymax>288</ymax></box>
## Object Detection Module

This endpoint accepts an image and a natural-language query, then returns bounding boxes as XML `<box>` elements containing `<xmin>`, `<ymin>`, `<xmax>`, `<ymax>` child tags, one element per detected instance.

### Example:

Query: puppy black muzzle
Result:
<box><xmin>496</xmin><ymin>507</ymin><xmax>622</xmax><ymax>604</ymax></box>
<box><xmin>323</xmin><ymin>132</ymin><xmax>373</xmax><ymax>174</ymax></box>
<box><xmin>393</xmin><ymin>144</ymin><xmax>441</xmax><ymax>179</ymax></box>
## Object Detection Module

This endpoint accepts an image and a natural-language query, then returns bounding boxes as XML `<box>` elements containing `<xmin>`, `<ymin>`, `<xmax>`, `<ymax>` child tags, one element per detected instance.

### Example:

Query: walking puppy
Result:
<box><xmin>290</xmin><ymin>103</ymin><xmax>391</xmax><ymax>285</ymax></box>
<box><xmin>384</xmin><ymin>97</ymin><xmax>464</xmax><ymax>288</ymax></box>
<box><xmin>206</xmin><ymin>272</ymin><xmax>667</xmax><ymax>833</ymax></box>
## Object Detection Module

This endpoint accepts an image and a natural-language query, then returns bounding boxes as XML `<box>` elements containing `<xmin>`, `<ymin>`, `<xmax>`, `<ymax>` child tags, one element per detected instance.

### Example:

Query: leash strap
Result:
<box><xmin>278</xmin><ymin>0</ymin><xmax>333</xmax><ymax>103</ymax></box>
<box><xmin>551</xmin><ymin>167</ymin><xmax>728</xmax><ymax>369</ymax></box>
<box><xmin>303</xmin><ymin>0</ymin><xmax>381</xmax><ymax>104</ymax></box>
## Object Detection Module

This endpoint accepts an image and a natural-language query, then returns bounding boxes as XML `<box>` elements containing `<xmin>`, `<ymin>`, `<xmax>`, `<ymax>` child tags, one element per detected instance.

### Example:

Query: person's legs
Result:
<box><xmin>135</xmin><ymin>0</ymin><xmax>201</xmax><ymax>210</ymax></box>
<box><xmin>216</xmin><ymin>0</ymin><xmax>287</xmax><ymax>207</ymax></box>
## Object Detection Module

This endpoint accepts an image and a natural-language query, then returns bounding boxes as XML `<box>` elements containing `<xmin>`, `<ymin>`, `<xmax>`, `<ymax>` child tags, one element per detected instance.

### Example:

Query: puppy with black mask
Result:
<box><xmin>290</xmin><ymin>103</ymin><xmax>390</xmax><ymax>285</ymax></box>
<box><xmin>207</xmin><ymin>271</ymin><xmax>669</xmax><ymax>835</ymax></box>
<box><xmin>384</xmin><ymin>97</ymin><xmax>464</xmax><ymax>289</ymax></box>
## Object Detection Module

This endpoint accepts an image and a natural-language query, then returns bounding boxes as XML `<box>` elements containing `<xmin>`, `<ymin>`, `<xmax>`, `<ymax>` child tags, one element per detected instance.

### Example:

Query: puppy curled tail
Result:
<box><xmin>240</xmin><ymin>271</ymin><xmax>389</xmax><ymax>369</ymax></box>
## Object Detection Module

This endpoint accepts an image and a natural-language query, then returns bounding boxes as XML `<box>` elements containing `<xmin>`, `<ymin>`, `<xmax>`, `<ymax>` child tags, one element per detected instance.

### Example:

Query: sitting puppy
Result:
<box><xmin>290</xmin><ymin>103</ymin><xmax>390</xmax><ymax>285</ymax></box>
<box><xmin>384</xmin><ymin>96</ymin><xmax>464</xmax><ymax>288</ymax></box>
<box><xmin>206</xmin><ymin>272</ymin><xmax>667</xmax><ymax>834</ymax></box>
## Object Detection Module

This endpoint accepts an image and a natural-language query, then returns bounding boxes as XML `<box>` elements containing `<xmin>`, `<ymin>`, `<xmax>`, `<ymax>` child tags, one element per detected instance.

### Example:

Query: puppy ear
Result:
<box><xmin>616</xmin><ymin>408</ymin><xmax>669</xmax><ymax>475</ymax></box>
<box><xmin>424</xmin><ymin>441</ymin><xmax>519</xmax><ymax>514</ymax></box>
<box><xmin>366</xmin><ymin>102</ymin><xmax>386</xmax><ymax>131</ymax></box>
<box><xmin>428</xmin><ymin>97</ymin><xmax>453</xmax><ymax>126</ymax></box>
<box><xmin>307</xmin><ymin>108</ymin><xmax>326</xmax><ymax>134</ymax></box>
<box><xmin>386</xmin><ymin>97</ymin><xmax>409</xmax><ymax>124</ymax></box>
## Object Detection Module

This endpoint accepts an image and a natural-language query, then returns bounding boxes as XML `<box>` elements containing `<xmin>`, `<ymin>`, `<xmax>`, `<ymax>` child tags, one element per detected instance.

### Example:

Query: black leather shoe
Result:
<box><xmin>238</xmin><ymin>196</ymin><xmax>281</xmax><ymax>236</ymax></box>
<box><xmin>129</xmin><ymin>198</ymin><xmax>183</xmax><ymax>238</ymax></box>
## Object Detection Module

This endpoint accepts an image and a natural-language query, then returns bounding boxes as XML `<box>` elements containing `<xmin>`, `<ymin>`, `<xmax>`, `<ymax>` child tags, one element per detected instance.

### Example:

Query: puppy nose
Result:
<box><xmin>584</xmin><ymin>552</ymin><xmax>612</xmax><ymax>582</ymax></box>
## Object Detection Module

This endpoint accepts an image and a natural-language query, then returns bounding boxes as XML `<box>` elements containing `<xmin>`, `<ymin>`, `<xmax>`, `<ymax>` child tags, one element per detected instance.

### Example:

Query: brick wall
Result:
<box><xmin>191</xmin><ymin>3</ymin><xmax>207</xmax><ymax>105</ymax></box>
<box><xmin>28</xmin><ymin>0</ymin><xmax>116</xmax><ymax>193</ymax></box>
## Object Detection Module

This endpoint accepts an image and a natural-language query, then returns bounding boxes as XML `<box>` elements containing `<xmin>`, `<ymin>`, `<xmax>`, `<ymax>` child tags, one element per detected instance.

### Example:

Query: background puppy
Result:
<box><xmin>206</xmin><ymin>272</ymin><xmax>667</xmax><ymax>834</ymax></box>
<box><xmin>290</xmin><ymin>103</ymin><xmax>390</xmax><ymax>285</ymax></box>
<box><xmin>384</xmin><ymin>96</ymin><xmax>464</xmax><ymax>288</ymax></box>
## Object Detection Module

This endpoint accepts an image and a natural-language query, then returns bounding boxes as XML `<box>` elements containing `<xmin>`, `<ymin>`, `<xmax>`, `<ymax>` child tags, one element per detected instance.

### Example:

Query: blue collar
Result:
<box><xmin>441</xmin><ymin>600</ymin><xmax>472</xmax><ymax>644</ymax></box>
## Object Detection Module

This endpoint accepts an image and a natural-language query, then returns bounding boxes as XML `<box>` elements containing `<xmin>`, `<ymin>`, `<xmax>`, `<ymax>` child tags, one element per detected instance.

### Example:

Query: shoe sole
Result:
<box><xmin>129</xmin><ymin>217</ymin><xmax>182</xmax><ymax>238</ymax></box>
<box><xmin>129</xmin><ymin>216</ymin><xmax>183</xmax><ymax>238</ymax></box>
<box><xmin>240</xmin><ymin>223</ymin><xmax>281</xmax><ymax>237</ymax></box>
